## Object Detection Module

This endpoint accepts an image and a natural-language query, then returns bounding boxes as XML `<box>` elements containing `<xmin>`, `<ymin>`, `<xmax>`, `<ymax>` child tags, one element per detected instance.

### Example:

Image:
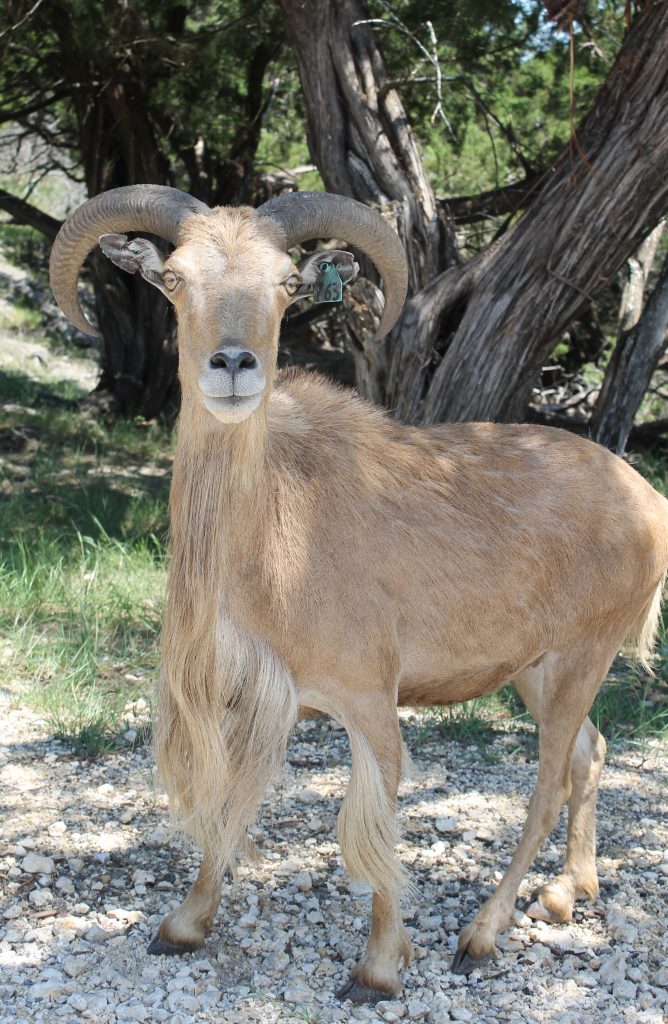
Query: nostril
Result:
<box><xmin>209</xmin><ymin>349</ymin><xmax>259</xmax><ymax>373</ymax></box>
<box><xmin>209</xmin><ymin>351</ymin><xmax>229</xmax><ymax>370</ymax></box>
<box><xmin>238</xmin><ymin>351</ymin><xmax>258</xmax><ymax>370</ymax></box>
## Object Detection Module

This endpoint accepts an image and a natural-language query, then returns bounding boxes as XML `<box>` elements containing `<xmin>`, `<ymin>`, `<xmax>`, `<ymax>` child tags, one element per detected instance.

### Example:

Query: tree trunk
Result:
<box><xmin>83</xmin><ymin>82</ymin><xmax>180</xmax><ymax>417</ymax></box>
<box><xmin>615</xmin><ymin>220</ymin><xmax>664</xmax><ymax>340</ymax></box>
<box><xmin>410</xmin><ymin>1</ymin><xmax>668</xmax><ymax>425</ymax></box>
<box><xmin>589</xmin><ymin>246</ymin><xmax>668</xmax><ymax>455</ymax></box>
<box><xmin>50</xmin><ymin>2</ymin><xmax>178</xmax><ymax>418</ymax></box>
<box><xmin>282</xmin><ymin>0</ymin><xmax>668</xmax><ymax>426</ymax></box>
<box><xmin>278</xmin><ymin>0</ymin><xmax>457</xmax><ymax>402</ymax></box>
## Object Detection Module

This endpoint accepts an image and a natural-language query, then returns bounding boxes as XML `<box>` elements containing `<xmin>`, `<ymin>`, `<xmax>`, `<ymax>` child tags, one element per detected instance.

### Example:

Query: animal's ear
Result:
<box><xmin>99</xmin><ymin>234</ymin><xmax>171</xmax><ymax>296</ymax></box>
<box><xmin>291</xmin><ymin>249</ymin><xmax>359</xmax><ymax>304</ymax></box>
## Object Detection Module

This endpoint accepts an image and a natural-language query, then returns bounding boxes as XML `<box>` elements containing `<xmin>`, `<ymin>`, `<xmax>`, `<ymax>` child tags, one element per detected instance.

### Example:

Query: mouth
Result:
<box><xmin>201</xmin><ymin>392</ymin><xmax>263</xmax><ymax>422</ymax></box>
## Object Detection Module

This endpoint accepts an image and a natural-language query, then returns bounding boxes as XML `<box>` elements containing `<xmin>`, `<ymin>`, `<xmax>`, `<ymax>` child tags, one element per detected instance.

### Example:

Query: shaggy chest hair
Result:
<box><xmin>154</xmin><ymin>417</ymin><xmax>299</xmax><ymax>876</ymax></box>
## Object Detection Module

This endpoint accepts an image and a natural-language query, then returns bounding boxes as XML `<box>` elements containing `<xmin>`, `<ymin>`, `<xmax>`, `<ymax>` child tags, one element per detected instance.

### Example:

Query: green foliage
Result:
<box><xmin>254</xmin><ymin>72</ymin><xmax>323</xmax><ymax>193</ymax></box>
<box><xmin>1</xmin><ymin>0</ymin><xmax>628</xmax><ymax>216</ymax></box>
<box><xmin>590</xmin><ymin>673</ymin><xmax>668</xmax><ymax>744</ymax></box>
<box><xmin>629</xmin><ymin>451</ymin><xmax>668</xmax><ymax>498</ymax></box>
<box><xmin>0</xmin><ymin>0</ymin><xmax>298</xmax><ymax>204</ymax></box>
<box><xmin>366</xmin><ymin>0</ymin><xmax>621</xmax><ymax>205</ymax></box>
<box><xmin>0</xmin><ymin>313</ymin><xmax>170</xmax><ymax>754</ymax></box>
<box><xmin>0</xmin><ymin>225</ymin><xmax>50</xmax><ymax>275</ymax></box>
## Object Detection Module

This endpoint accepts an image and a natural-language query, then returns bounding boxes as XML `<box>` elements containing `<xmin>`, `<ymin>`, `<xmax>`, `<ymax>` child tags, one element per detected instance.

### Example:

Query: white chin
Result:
<box><xmin>202</xmin><ymin>393</ymin><xmax>263</xmax><ymax>423</ymax></box>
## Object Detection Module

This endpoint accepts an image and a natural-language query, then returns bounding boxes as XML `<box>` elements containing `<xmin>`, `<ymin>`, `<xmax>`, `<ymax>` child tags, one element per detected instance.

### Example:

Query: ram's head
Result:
<box><xmin>50</xmin><ymin>187</ymin><xmax>407</xmax><ymax>424</ymax></box>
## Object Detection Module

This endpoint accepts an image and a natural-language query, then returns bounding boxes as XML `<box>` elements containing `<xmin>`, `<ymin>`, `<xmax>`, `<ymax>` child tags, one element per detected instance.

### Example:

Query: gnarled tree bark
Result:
<box><xmin>278</xmin><ymin>0</ymin><xmax>457</xmax><ymax>402</ymax></box>
<box><xmin>614</xmin><ymin>220</ymin><xmax>664</xmax><ymax>342</ymax></box>
<box><xmin>590</xmin><ymin>245</ymin><xmax>668</xmax><ymax>454</ymax></box>
<box><xmin>410</xmin><ymin>0</ymin><xmax>668</xmax><ymax>425</ymax></box>
<box><xmin>281</xmin><ymin>0</ymin><xmax>668</xmax><ymax>427</ymax></box>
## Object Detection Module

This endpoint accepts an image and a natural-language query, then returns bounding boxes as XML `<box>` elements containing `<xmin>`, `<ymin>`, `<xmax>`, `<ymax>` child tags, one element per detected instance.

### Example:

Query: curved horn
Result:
<box><xmin>50</xmin><ymin>185</ymin><xmax>210</xmax><ymax>335</ymax></box>
<box><xmin>257</xmin><ymin>192</ymin><xmax>408</xmax><ymax>339</ymax></box>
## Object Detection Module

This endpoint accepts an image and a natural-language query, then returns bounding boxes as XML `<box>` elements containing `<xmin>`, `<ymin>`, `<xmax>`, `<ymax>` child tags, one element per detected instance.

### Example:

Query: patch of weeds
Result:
<box><xmin>592</xmin><ymin>669</ymin><xmax>668</xmax><ymax>744</ymax></box>
<box><xmin>291</xmin><ymin>1008</ymin><xmax>327</xmax><ymax>1024</ymax></box>
<box><xmin>55</xmin><ymin>717</ymin><xmax>122</xmax><ymax>759</ymax></box>
<box><xmin>33</xmin><ymin>678</ymin><xmax>131</xmax><ymax>757</ymax></box>
<box><xmin>411</xmin><ymin>683</ymin><xmax>534</xmax><ymax>754</ymax></box>
<box><xmin>414</xmin><ymin>699</ymin><xmax>498</xmax><ymax>748</ymax></box>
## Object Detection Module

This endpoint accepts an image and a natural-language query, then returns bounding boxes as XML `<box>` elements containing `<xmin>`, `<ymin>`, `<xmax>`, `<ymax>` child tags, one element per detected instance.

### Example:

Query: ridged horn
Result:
<box><xmin>257</xmin><ymin>191</ymin><xmax>408</xmax><ymax>339</ymax></box>
<box><xmin>50</xmin><ymin>185</ymin><xmax>210</xmax><ymax>335</ymax></box>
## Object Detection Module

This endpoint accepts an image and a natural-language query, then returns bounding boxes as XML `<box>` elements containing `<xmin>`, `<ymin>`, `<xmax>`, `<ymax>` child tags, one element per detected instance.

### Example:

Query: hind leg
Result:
<box><xmin>453</xmin><ymin>650</ymin><xmax>606</xmax><ymax>973</ymax></box>
<box><xmin>527</xmin><ymin>716</ymin><xmax>606</xmax><ymax>923</ymax></box>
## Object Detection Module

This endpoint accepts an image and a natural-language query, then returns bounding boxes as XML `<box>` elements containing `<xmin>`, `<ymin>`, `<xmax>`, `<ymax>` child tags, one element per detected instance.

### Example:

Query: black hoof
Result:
<box><xmin>336</xmin><ymin>977</ymin><xmax>394</xmax><ymax>1004</ymax></box>
<box><xmin>451</xmin><ymin>945</ymin><xmax>491</xmax><ymax>975</ymax></box>
<box><xmin>147</xmin><ymin>934</ymin><xmax>198</xmax><ymax>956</ymax></box>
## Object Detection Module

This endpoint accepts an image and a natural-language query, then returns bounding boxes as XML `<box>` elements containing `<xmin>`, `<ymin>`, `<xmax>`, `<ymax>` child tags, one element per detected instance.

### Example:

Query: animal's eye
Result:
<box><xmin>284</xmin><ymin>274</ymin><xmax>302</xmax><ymax>296</ymax></box>
<box><xmin>162</xmin><ymin>270</ymin><xmax>179</xmax><ymax>291</ymax></box>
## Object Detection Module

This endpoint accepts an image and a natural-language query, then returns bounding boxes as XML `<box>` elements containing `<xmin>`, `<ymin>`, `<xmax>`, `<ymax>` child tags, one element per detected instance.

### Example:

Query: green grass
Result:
<box><xmin>416</xmin><ymin>654</ymin><xmax>668</xmax><ymax>752</ymax></box>
<box><xmin>1</xmin><ymin>321</ymin><xmax>171</xmax><ymax>754</ymax></box>
<box><xmin>413</xmin><ymin>686</ymin><xmax>533</xmax><ymax>756</ymax></box>
<box><xmin>417</xmin><ymin>694</ymin><xmax>511</xmax><ymax>746</ymax></box>
<box><xmin>590</xmin><ymin>672</ymin><xmax>668</xmax><ymax>743</ymax></box>
<box><xmin>2</xmin><ymin>529</ymin><xmax>163</xmax><ymax>752</ymax></box>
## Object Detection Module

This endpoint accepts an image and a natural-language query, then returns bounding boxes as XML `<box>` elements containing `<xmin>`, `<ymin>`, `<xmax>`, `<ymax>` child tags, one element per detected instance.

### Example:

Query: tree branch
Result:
<box><xmin>440</xmin><ymin>169</ymin><xmax>549</xmax><ymax>224</ymax></box>
<box><xmin>0</xmin><ymin>188</ymin><xmax>61</xmax><ymax>240</ymax></box>
<box><xmin>0</xmin><ymin>84</ymin><xmax>70</xmax><ymax>125</ymax></box>
<box><xmin>590</xmin><ymin>244</ymin><xmax>668</xmax><ymax>454</ymax></box>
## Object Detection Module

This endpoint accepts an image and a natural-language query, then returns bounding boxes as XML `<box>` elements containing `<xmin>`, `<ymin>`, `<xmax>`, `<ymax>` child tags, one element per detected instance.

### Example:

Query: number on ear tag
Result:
<box><xmin>313</xmin><ymin>261</ymin><xmax>343</xmax><ymax>304</ymax></box>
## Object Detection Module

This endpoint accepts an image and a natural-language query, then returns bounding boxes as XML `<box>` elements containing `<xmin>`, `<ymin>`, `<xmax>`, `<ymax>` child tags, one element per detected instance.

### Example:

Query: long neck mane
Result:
<box><xmin>165</xmin><ymin>399</ymin><xmax>270</xmax><ymax>642</ymax></box>
<box><xmin>155</xmin><ymin>398</ymin><xmax>298</xmax><ymax>870</ymax></box>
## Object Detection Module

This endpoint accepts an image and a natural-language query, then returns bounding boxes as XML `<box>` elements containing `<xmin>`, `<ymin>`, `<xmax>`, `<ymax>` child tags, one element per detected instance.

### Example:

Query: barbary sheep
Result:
<box><xmin>50</xmin><ymin>185</ymin><xmax>668</xmax><ymax>1002</ymax></box>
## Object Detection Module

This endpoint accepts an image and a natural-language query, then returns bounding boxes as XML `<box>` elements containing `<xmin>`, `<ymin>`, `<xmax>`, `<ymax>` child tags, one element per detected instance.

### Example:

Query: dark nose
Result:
<box><xmin>209</xmin><ymin>350</ymin><xmax>258</xmax><ymax>373</ymax></box>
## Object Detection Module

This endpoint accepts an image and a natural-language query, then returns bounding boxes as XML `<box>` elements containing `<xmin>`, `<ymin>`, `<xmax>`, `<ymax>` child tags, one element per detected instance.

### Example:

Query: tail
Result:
<box><xmin>622</xmin><ymin>573</ymin><xmax>666</xmax><ymax>674</ymax></box>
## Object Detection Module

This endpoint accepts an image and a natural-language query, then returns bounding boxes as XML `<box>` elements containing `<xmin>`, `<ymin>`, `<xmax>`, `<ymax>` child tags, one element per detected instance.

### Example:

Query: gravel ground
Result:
<box><xmin>1</xmin><ymin>692</ymin><xmax>667</xmax><ymax>1024</ymax></box>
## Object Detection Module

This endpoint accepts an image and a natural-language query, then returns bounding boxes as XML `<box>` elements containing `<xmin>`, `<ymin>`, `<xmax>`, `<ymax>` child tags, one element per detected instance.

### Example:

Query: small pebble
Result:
<box><xmin>435</xmin><ymin>817</ymin><xmax>457</xmax><ymax>833</ymax></box>
<box><xmin>21</xmin><ymin>852</ymin><xmax>54</xmax><ymax>875</ymax></box>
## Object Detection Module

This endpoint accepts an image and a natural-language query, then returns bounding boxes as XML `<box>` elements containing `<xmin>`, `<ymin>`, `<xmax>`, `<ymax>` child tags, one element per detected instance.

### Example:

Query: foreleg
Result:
<box><xmin>332</xmin><ymin>696</ymin><xmax>412</xmax><ymax>1002</ymax></box>
<box><xmin>148</xmin><ymin>851</ymin><xmax>222</xmax><ymax>954</ymax></box>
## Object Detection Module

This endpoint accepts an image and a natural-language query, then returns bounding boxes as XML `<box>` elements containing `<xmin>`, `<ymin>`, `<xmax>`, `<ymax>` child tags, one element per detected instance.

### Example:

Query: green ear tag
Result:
<box><xmin>313</xmin><ymin>261</ymin><xmax>343</xmax><ymax>304</ymax></box>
